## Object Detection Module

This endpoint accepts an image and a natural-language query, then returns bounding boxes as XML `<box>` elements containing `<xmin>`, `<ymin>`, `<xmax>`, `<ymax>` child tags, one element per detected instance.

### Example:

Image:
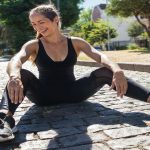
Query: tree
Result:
<box><xmin>107</xmin><ymin>0</ymin><xmax>150</xmax><ymax>38</ymax></box>
<box><xmin>0</xmin><ymin>0</ymin><xmax>84</xmax><ymax>51</ymax></box>
<box><xmin>70</xmin><ymin>17</ymin><xmax>117</xmax><ymax>47</ymax></box>
<box><xmin>79</xmin><ymin>8</ymin><xmax>92</xmax><ymax>23</ymax></box>
<box><xmin>86</xmin><ymin>20</ymin><xmax>117</xmax><ymax>46</ymax></box>
<box><xmin>70</xmin><ymin>9</ymin><xmax>92</xmax><ymax>38</ymax></box>
<box><xmin>0</xmin><ymin>0</ymin><xmax>48</xmax><ymax>50</ymax></box>
<box><xmin>51</xmin><ymin>0</ymin><xmax>84</xmax><ymax>28</ymax></box>
<box><xmin>128</xmin><ymin>21</ymin><xmax>144</xmax><ymax>40</ymax></box>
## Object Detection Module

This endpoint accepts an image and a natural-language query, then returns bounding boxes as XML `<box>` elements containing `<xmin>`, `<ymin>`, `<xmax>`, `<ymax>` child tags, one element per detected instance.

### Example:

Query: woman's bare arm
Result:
<box><xmin>72</xmin><ymin>37</ymin><xmax>127</xmax><ymax>98</ymax></box>
<box><xmin>7</xmin><ymin>39</ymin><xmax>38</xmax><ymax>78</ymax></box>
<box><xmin>6</xmin><ymin>39</ymin><xmax>38</xmax><ymax>104</ymax></box>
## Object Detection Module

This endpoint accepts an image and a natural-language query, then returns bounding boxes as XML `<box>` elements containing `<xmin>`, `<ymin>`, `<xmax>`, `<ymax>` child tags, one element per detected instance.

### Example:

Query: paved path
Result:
<box><xmin>0</xmin><ymin>61</ymin><xmax>150</xmax><ymax>150</ymax></box>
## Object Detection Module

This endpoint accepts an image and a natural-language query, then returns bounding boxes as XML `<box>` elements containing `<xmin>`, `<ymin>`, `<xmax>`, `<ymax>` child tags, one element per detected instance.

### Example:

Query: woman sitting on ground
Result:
<box><xmin>0</xmin><ymin>4</ymin><xmax>150</xmax><ymax>142</ymax></box>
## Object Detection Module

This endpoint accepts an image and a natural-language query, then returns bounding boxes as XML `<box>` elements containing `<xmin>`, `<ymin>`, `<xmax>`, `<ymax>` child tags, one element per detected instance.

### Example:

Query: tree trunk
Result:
<box><xmin>135</xmin><ymin>14</ymin><xmax>150</xmax><ymax>49</ymax></box>
<box><xmin>135</xmin><ymin>14</ymin><xmax>150</xmax><ymax>38</ymax></box>
<box><xmin>147</xmin><ymin>38</ymin><xmax>150</xmax><ymax>49</ymax></box>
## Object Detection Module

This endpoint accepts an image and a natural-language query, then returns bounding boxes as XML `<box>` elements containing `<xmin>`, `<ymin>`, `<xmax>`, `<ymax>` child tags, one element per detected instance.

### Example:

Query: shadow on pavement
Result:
<box><xmin>1</xmin><ymin>101</ymin><xmax>150</xmax><ymax>149</ymax></box>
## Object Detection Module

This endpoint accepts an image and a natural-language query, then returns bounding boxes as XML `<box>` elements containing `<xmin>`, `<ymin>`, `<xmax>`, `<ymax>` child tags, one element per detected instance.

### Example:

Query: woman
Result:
<box><xmin>0</xmin><ymin>4</ymin><xmax>150</xmax><ymax>142</ymax></box>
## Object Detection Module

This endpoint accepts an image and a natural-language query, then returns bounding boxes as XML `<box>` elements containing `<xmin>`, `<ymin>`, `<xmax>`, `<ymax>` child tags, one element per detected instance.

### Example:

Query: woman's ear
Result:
<box><xmin>54</xmin><ymin>16</ymin><xmax>59</xmax><ymax>24</ymax></box>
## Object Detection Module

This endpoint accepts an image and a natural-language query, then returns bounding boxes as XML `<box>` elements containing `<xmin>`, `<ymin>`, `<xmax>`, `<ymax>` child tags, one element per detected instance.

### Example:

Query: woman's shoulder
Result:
<box><xmin>69</xmin><ymin>36</ymin><xmax>84</xmax><ymax>42</ymax></box>
<box><xmin>69</xmin><ymin>36</ymin><xmax>87</xmax><ymax>46</ymax></box>
<box><xmin>23</xmin><ymin>39</ymin><xmax>39</xmax><ymax>48</ymax></box>
<box><xmin>21</xmin><ymin>39</ymin><xmax>39</xmax><ymax>53</ymax></box>
<box><xmin>69</xmin><ymin>36</ymin><xmax>90</xmax><ymax>49</ymax></box>
<box><xmin>20</xmin><ymin>39</ymin><xmax>39</xmax><ymax>62</ymax></box>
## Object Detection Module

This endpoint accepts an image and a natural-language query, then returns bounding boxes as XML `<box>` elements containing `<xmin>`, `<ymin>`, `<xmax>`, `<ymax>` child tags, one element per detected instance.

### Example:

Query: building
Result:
<box><xmin>92</xmin><ymin>4</ymin><xmax>135</xmax><ymax>49</ymax></box>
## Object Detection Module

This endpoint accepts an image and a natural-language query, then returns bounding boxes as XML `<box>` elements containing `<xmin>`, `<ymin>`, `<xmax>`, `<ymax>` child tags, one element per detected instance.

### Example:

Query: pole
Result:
<box><xmin>57</xmin><ymin>0</ymin><xmax>60</xmax><ymax>10</ymax></box>
<box><xmin>106</xmin><ymin>0</ymin><xmax>110</xmax><ymax>50</ymax></box>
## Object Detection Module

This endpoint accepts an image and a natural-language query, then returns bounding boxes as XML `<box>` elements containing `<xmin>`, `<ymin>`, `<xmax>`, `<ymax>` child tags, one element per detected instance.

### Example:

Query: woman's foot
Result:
<box><xmin>0</xmin><ymin>112</ymin><xmax>15</xmax><ymax>142</ymax></box>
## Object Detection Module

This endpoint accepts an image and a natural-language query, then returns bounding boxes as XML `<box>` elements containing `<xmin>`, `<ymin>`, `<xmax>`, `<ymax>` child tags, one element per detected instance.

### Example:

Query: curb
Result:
<box><xmin>76</xmin><ymin>61</ymin><xmax>150</xmax><ymax>73</ymax></box>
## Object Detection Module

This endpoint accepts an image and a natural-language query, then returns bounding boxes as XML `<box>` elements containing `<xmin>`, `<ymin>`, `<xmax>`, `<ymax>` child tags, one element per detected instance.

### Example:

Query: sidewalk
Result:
<box><xmin>0</xmin><ymin>61</ymin><xmax>150</xmax><ymax>150</ymax></box>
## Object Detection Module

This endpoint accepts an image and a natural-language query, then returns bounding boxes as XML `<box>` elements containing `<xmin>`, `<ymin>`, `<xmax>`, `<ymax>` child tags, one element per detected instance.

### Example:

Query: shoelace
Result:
<box><xmin>0</xmin><ymin>118</ymin><xmax>13</xmax><ymax>135</ymax></box>
<box><xmin>0</xmin><ymin>117</ymin><xmax>6</xmax><ymax>127</ymax></box>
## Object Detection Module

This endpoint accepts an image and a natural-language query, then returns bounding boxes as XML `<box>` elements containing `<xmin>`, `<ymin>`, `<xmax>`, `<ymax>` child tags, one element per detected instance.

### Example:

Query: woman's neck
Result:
<box><xmin>42</xmin><ymin>32</ymin><xmax>65</xmax><ymax>44</ymax></box>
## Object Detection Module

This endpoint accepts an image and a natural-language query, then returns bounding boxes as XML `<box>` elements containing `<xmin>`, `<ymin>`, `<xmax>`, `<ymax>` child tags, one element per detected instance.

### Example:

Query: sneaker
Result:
<box><xmin>0</xmin><ymin>113</ymin><xmax>15</xmax><ymax>142</ymax></box>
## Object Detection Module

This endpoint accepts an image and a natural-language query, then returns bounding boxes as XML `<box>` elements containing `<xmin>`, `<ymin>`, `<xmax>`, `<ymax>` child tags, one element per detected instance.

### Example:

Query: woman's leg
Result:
<box><xmin>0</xmin><ymin>69</ymin><xmax>45</xmax><ymax>116</ymax></box>
<box><xmin>0</xmin><ymin>69</ymin><xmax>47</xmax><ymax>142</ymax></box>
<box><xmin>68</xmin><ymin>67</ymin><xmax>150</xmax><ymax>103</ymax></box>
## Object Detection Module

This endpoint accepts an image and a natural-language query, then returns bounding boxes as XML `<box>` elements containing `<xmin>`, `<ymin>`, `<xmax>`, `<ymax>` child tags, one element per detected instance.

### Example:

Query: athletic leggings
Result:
<box><xmin>0</xmin><ymin>67</ymin><xmax>150</xmax><ymax>115</ymax></box>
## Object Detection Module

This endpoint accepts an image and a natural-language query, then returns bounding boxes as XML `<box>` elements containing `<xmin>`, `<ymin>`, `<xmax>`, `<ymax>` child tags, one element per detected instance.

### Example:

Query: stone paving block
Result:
<box><xmin>82</xmin><ymin>101</ymin><xmax>110</xmax><ymax>112</ymax></box>
<box><xmin>42</xmin><ymin>115</ymin><xmax>64</xmax><ymax>122</ymax></box>
<box><xmin>122</xmin><ymin>118</ymin><xmax>149</xmax><ymax>127</ymax></box>
<box><xmin>99</xmin><ymin>109</ymin><xmax>123</xmax><ymax>116</ymax></box>
<box><xmin>97</xmin><ymin>101</ymin><xmax>113</xmax><ymax>107</ymax></box>
<box><xmin>0</xmin><ymin>145</ymin><xmax>13</xmax><ymax>150</ymax></box>
<box><xmin>127</xmin><ymin>100</ymin><xmax>147</xmax><ymax>106</ymax></box>
<box><xmin>14</xmin><ymin>133</ymin><xmax>39</xmax><ymax>144</ymax></box>
<box><xmin>132</xmin><ymin>105</ymin><xmax>150</xmax><ymax>111</ymax></box>
<box><xmin>15</xmin><ymin>107</ymin><xmax>28</xmax><ymax>112</ymax></box>
<box><xmin>116</xmin><ymin>107</ymin><xmax>134</xmax><ymax>113</ymax></box>
<box><xmin>13</xmin><ymin>111</ymin><xmax>27</xmax><ymax>117</ymax></box>
<box><xmin>107</xmin><ymin>135</ymin><xmax>150</xmax><ymax>149</ymax></box>
<box><xmin>31</xmin><ymin>117</ymin><xmax>50</xmax><ymax>124</ymax></box>
<box><xmin>37</xmin><ymin>130</ymin><xmax>58</xmax><ymax>139</ymax></box>
<box><xmin>143</xmin><ymin>146</ymin><xmax>150</xmax><ymax>150</ymax></box>
<box><xmin>85</xmin><ymin>115</ymin><xmax>123</xmax><ymax>125</ymax></box>
<box><xmin>108</xmin><ymin>103</ymin><xmax>137</xmax><ymax>110</ymax></box>
<box><xmin>37</xmin><ymin>127</ymin><xmax>82</xmax><ymax>139</ymax></box>
<box><xmin>16</xmin><ymin>113</ymin><xmax>43</xmax><ymax>121</ymax></box>
<box><xmin>86</xmin><ymin>124</ymin><xmax>122</xmax><ymax>133</ymax></box>
<box><xmin>20</xmin><ymin>139</ymin><xmax>58</xmax><ymax>149</ymax></box>
<box><xmin>104</xmin><ymin>126</ymin><xmax>150</xmax><ymax>138</ymax></box>
<box><xmin>64</xmin><ymin>112</ymin><xmax>98</xmax><ymax>120</ymax></box>
<box><xmin>58</xmin><ymin>132</ymin><xmax>109</xmax><ymax>148</ymax></box>
<box><xmin>77</xmin><ymin>124</ymin><xmax>122</xmax><ymax>134</ymax></box>
<box><xmin>51</xmin><ymin>118</ymin><xmax>86</xmax><ymax>128</ymax></box>
<box><xmin>132</xmin><ymin>110</ymin><xmax>150</xmax><ymax>116</ymax></box>
<box><xmin>15</xmin><ymin>116</ymin><xmax>31</xmax><ymax>125</ymax></box>
<box><xmin>47</xmin><ymin>108</ymin><xmax>77</xmax><ymax>116</ymax></box>
<box><xmin>124</xmin><ymin>148</ymin><xmax>140</xmax><ymax>150</ymax></box>
<box><xmin>18</xmin><ymin>102</ymin><xmax>34</xmax><ymax>108</ymax></box>
<box><xmin>60</xmin><ymin>143</ymin><xmax>111</xmax><ymax>150</ymax></box>
<box><xmin>16</xmin><ymin>123</ymin><xmax>50</xmax><ymax>133</ymax></box>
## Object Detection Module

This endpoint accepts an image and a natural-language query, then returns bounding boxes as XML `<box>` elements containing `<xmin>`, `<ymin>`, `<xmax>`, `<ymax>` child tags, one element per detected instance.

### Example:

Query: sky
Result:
<box><xmin>81</xmin><ymin>0</ymin><xmax>106</xmax><ymax>9</ymax></box>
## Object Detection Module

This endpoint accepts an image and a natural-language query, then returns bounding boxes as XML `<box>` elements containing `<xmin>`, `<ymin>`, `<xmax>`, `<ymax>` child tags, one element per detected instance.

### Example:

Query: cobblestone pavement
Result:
<box><xmin>0</xmin><ymin>61</ymin><xmax>150</xmax><ymax>150</ymax></box>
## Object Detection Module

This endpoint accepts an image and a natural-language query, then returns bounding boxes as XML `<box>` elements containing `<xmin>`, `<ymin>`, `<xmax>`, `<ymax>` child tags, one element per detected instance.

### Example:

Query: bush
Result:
<box><xmin>115</xmin><ymin>45</ymin><xmax>127</xmax><ymax>50</ymax></box>
<box><xmin>127</xmin><ymin>43</ymin><xmax>140</xmax><ymax>50</ymax></box>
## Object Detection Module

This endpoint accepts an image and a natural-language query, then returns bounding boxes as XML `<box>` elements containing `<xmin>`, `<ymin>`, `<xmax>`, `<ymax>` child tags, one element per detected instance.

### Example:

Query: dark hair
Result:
<box><xmin>29</xmin><ymin>4</ymin><xmax>61</xmax><ymax>39</ymax></box>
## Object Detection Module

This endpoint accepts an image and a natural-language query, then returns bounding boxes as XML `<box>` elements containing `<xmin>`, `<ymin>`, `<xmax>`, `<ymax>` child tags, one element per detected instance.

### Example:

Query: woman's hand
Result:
<box><xmin>7</xmin><ymin>76</ymin><xmax>24</xmax><ymax>104</ymax></box>
<box><xmin>110</xmin><ymin>70</ymin><xmax>128</xmax><ymax>98</ymax></box>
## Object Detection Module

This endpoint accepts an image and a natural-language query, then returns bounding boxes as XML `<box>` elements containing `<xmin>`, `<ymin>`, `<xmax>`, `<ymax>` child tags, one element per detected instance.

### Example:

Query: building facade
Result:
<box><xmin>92</xmin><ymin>4</ymin><xmax>135</xmax><ymax>49</ymax></box>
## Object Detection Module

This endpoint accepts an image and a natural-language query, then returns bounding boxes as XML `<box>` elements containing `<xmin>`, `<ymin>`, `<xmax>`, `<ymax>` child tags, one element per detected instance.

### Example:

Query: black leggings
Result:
<box><xmin>0</xmin><ymin>67</ymin><xmax>150</xmax><ymax>115</ymax></box>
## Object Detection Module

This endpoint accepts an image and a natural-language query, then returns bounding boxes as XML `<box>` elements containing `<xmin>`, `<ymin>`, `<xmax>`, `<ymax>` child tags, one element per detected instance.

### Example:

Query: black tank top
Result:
<box><xmin>35</xmin><ymin>37</ymin><xmax>77</xmax><ymax>85</ymax></box>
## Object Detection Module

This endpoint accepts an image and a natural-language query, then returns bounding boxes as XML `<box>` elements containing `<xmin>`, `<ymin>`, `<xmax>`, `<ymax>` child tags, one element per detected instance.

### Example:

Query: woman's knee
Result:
<box><xmin>92</xmin><ymin>67</ymin><xmax>113</xmax><ymax>78</ymax></box>
<box><xmin>20</xmin><ymin>69</ymin><xmax>36</xmax><ymax>84</ymax></box>
<box><xmin>20</xmin><ymin>69</ymin><xmax>34</xmax><ymax>79</ymax></box>
<box><xmin>91</xmin><ymin>67</ymin><xmax>113</xmax><ymax>86</ymax></box>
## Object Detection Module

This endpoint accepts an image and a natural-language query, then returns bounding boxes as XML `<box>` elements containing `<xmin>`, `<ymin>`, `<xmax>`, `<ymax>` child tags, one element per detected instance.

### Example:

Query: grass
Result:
<box><xmin>78</xmin><ymin>49</ymin><xmax>150</xmax><ymax>63</ymax></box>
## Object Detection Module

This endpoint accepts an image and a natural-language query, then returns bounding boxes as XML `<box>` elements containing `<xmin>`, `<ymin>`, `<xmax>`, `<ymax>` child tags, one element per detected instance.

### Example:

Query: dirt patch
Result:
<box><xmin>79</xmin><ymin>50</ymin><xmax>150</xmax><ymax>63</ymax></box>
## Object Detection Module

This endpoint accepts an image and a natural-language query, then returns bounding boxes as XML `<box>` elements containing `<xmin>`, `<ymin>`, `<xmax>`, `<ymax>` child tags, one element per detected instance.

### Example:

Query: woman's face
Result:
<box><xmin>29</xmin><ymin>12</ymin><xmax>58</xmax><ymax>37</ymax></box>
